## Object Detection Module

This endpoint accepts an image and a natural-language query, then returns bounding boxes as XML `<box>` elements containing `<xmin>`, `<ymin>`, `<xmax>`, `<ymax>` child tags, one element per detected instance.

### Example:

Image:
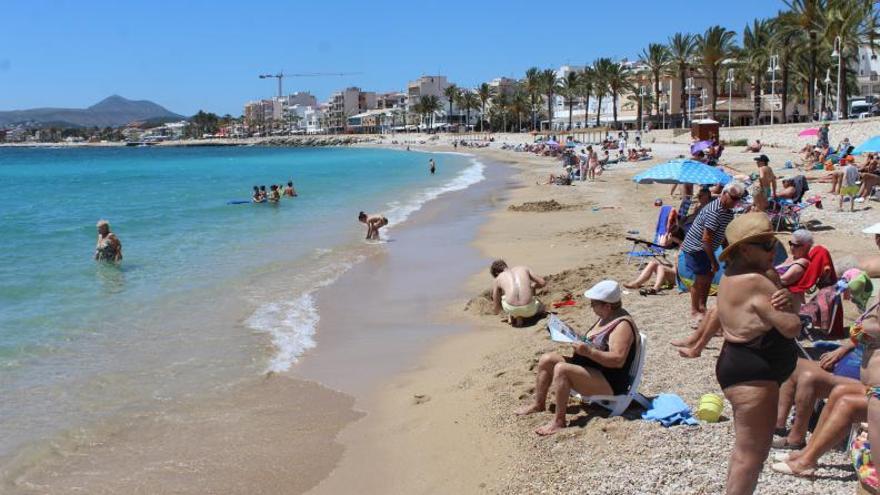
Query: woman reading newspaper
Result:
<box><xmin>516</xmin><ymin>280</ymin><xmax>639</xmax><ymax>436</ymax></box>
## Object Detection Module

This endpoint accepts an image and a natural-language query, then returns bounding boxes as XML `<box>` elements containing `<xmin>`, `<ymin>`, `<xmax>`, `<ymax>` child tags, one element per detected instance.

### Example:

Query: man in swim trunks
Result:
<box><xmin>755</xmin><ymin>155</ymin><xmax>776</xmax><ymax>199</ymax></box>
<box><xmin>490</xmin><ymin>259</ymin><xmax>545</xmax><ymax>327</ymax></box>
<box><xmin>429</xmin><ymin>158</ymin><xmax>436</xmax><ymax>175</ymax></box>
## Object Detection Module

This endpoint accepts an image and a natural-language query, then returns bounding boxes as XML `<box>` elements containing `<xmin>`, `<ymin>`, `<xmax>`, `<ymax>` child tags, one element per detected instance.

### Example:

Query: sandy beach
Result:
<box><xmin>307</xmin><ymin>134</ymin><xmax>878</xmax><ymax>495</ymax></box>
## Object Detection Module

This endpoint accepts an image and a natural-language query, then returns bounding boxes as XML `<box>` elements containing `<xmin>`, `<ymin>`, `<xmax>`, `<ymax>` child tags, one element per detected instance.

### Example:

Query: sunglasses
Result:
<box><xmin>746</xmin><ymin>239</ymin><xmax>777</xmax><ymax>252</ymax></box>
<box><xmin>788</xmin><ymin>241</ymin><xmax>805</xmax><ymax>248</ymax></box>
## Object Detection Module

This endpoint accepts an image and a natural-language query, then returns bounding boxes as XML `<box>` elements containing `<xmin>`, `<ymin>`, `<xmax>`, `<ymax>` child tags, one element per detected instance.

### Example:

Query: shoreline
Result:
<box><xmin>310</xmin><ymin>139</ymin><xmax>879</xmax><ymax>494</ymax></box>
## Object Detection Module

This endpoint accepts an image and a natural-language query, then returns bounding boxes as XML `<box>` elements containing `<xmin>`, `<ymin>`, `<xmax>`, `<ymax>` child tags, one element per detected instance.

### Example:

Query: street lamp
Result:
<box><xmin>639</xmin><ymin>86</ymin><xmax>647</xmax><ymax>131</ymax></box>
<box><xmin>824</xmin><ymin>68</ymin><xmax>832</xmax><ymax>119</ymax></box>
<box><xmin>832</xmin><ymin>35</ymin><xmax>842</xmax><ymax>120</ymax></box>
<box><xmin>767</xmin><ymin>54</ymin><xmax>779</xmax><ymax>125</ymax></box>
<box><xmin>700</xmin><ymin>87</ymin><xmax>707</xmax><ymax>120</ymax></box>
<box><xmin>726</xmin><ymin>68</ymin><xmax>735</xmax><ymax>127</ymax></box>
<box><xmin>685</xmin><ymin>77</ymin><xmax>695</xmax><ymax>127</ymax></box>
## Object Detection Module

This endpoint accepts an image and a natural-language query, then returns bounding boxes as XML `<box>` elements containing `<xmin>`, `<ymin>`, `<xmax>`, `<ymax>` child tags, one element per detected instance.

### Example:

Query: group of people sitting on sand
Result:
<box><xmin>488</xmin><ymin>132</ymin><xmax>880</xmax><ymax>493</ymax></box>
<box><xmin>252</xmin><ymin>182</ymin><xmax>297</xmax><ymax>203</ymax></box>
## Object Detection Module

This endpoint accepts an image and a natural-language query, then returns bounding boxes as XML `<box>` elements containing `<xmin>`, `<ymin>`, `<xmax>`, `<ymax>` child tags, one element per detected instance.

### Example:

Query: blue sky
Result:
<box><xmin>2</xmin><ymin>0</ymin><xmax>788</xmax><ymax>116</ymax></box>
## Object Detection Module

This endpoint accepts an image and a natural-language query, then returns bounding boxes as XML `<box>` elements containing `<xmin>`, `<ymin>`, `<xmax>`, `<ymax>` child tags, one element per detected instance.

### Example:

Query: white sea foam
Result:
<box><xmin>249</xmin><ymin>155</ymin><xmax>485</xmax><ymax>373</ymax></box>
<box><xmin>384</xmin><ymin>156</ymin><xmax>486</xmax><ymax>227</ymax></box>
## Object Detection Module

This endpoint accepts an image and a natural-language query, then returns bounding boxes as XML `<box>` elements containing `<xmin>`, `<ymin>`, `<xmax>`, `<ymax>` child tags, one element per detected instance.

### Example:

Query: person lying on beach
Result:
<box><xmin>358</xmin><ymin>211</ymin><xmax>388</xmax><ymax>240</ymax></box>
<box><xmin>542</xmin><ymin>173</ymin><xmax>572</xmax><ymax>186</ymax></box>
<box><xmin>490</xmin><ymin>260</ymin><xmax>545</xmax><ymax>327</ymax></box>
<box><xmin>746</xmin><ymin>140</ymin><xmax>763</xmax><ymax>153</ymax></box>
<box><xmin>516</xmin><ymin>280</ymin><xmax>638</xmax><ymax>437</ymax></box>
<box><xmin>623</xmin><ymin>258</ymin><xmax>676</xmax><ymax>296</ymax></box>
<box><xmin>95</xmin><ymin>219</ymin><xmax>123</xmax><ymax>263</ymax></box>
<box><xmin>283</xmin><ymin>181</ymin><xmax>298</xmax><ymax>197</ymax></box>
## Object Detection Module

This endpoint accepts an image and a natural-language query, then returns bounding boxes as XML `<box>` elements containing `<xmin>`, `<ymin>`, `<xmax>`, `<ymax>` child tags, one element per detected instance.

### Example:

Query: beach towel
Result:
<box><xmin>789</xmin><ymin>245</ymin><xmax>835</xmax><ymax>295</ymax></box>
<box><xmin>791</xmin><ymin>175</ymin><xmax>809</xmax><ymax>203</ymax></box>
<box><xmin>799</xmin><ymin>285</ymin><xmax>845</xmax><ymax>338</ymax></box>
<box><xmin>641</xmin><ymin>393</ymin><xmax>698</xmax><ymax>427</ymax></box>
<box><xmin>843</xmin><ymin>269</ymin><xmax>874</xmax><ymax>312</ymax></box>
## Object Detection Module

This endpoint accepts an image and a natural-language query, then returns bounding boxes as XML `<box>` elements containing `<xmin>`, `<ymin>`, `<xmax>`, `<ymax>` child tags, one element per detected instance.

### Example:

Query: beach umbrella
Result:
<box><xmin>798</xmin><ymin>128</ymin><xmax>819</xmax><ymax>138</ymax></box>
<box><xmin>633</xmin><ymin>159</ymin><xmax>732</xmax><ymax>186</ymax></box>
<box><xmin>690</xmin><ymin>140</ymin><xmax>713</xmax><ymax>155</ymax></box>
<box><xmin>851</xmin><ymin>136</ymin><xmax>880</xmax><ymax>155</ymax></box>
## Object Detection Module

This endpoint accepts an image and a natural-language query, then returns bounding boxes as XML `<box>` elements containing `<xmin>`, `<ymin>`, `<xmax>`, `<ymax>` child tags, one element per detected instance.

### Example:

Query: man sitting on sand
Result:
<box><xmin>746</xmin><ymin>140</ymin><xmax>763</xmax><ymax>153</ymax></box>
<box><xmin>490</xmin><ymin>260</ymin><xmax>545</xmax><ymax>327</ymax></box>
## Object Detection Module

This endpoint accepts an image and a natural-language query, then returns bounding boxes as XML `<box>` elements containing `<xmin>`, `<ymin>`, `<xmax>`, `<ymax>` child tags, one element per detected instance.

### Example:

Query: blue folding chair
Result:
<box><xmin>627</xmin><ymin>205</ymin><xmax>672</xmax><ymax>265</ymax></box>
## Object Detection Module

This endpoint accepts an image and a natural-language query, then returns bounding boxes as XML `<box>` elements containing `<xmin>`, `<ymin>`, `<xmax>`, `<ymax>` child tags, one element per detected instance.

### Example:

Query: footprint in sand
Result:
<box><xmin>412</xmin><ymin>394</ymin><xmax>431</xmax><ymax>405</ymax></box>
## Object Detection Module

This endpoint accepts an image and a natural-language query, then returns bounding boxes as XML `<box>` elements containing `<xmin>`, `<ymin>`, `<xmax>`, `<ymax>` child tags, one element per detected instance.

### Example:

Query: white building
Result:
<box><xmin>304</xmin><ymin>106</ymin><xmax>325</xmax><ymax>134</ymax></box>
<box><xmin>406</xmin><ymin>75</ymin><xmax>449</xmax><ymax>123</ymax></box>
<box><xmin>856</xmin><ymin>43</ymin><xmax>880</xmax><ymax>97</ymax></box>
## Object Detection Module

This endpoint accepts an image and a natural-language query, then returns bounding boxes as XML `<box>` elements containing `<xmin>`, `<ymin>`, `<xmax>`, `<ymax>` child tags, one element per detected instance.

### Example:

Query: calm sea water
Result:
<box><xmin>0</xmin><ymin>145</ymin><xmax>483</xmax><ymax>460</ymax></box>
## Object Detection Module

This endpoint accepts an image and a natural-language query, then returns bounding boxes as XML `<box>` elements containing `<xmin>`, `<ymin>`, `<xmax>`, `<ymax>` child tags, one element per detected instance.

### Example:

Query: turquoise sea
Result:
<box><xmin>0</xmin><ymin>145</ymin><xmax>484</xmax><ymax>462</ymax></box>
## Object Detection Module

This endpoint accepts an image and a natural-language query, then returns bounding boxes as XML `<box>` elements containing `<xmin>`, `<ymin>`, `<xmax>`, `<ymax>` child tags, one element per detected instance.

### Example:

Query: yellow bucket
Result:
<box><xmin>695</xmin><ymin>393</ymin><xmax>724</xmax><ymax>423</ymax></box>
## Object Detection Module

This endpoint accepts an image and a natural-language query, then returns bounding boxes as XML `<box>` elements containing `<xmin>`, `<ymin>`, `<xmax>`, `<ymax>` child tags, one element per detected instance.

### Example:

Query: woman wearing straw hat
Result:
<box><xmin>714</xmin><ymin>213</ymin><xmax>801</xmax><ymax>494</ymax></box>
<box><xmin>515</xmin><ymin>280</ymin><xmax>638</xmax><ymax>437</ymax></box>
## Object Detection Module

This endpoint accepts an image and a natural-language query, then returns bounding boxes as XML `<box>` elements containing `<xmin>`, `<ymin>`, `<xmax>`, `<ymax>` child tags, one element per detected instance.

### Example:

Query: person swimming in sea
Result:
<box><xmin>252</xmin><ymin>185</ymin><xmax>265</xmax><ymax>203</ymax></box>
<box><xmin>94</xmin><ymin>219</ymin><xmax>123</xmax><ymax>263</ymax></box>
<box><xmin>358</xmin><ymin>211</ymin><xmax>388</xmax><ymax>240</ymax></box>
<box><xmin>268</xmin><ymin>185</ymin><xmax>281</xmax><ymax>203</ymax></box>
<box><xmin>283</xmin><ymin>181</ymin><xmax>298</xmax><ymax>197</ymax></box>
<box><xmin>429</xmin><ymin>158</ymin><xmax>436</xmax><ymax>175</ymax></box>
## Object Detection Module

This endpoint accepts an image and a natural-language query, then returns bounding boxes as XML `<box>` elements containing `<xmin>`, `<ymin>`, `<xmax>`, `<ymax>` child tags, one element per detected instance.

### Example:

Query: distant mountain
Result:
<box><xmin>0</xmin><ymin>95</ymin><xmax>184</xmax><ymax>128</ymax></box>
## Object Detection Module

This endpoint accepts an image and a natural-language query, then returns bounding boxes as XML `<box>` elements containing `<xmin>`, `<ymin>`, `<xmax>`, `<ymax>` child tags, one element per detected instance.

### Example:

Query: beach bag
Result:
<box><xmin>852</xmin><ymin>427</ymin><xmax>880</xmax><ymax>493</ymax></box>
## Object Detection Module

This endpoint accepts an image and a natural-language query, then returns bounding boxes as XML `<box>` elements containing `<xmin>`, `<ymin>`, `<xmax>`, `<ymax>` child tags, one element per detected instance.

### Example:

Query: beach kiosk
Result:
<box><xmin>691</xmin><ymin>119</ymin><xmax>720</xmax><ymax>142</ymax></box>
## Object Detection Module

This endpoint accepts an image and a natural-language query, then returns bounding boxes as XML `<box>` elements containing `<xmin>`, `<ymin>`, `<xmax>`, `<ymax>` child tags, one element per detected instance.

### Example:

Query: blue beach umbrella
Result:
<box><xmin>851</xmin><ymin>136</ymin><xmax>880</xmax><ymax>155</ymax></box>
<box><xmin>632</xmin><ymin>159</ymin><xmax>732</xmax><ymax>185</ymax></box>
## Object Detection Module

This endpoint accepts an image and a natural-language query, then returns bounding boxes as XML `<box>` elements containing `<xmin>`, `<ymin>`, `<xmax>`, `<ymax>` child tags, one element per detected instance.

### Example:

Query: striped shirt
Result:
<box><xmin>681</xmin><ymin>198</ymin><xmax>734</xmax><ymax>254</ymax></box>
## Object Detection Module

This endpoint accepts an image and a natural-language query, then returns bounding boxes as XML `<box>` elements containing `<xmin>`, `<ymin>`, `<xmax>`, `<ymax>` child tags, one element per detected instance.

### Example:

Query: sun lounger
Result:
<box><xmin>571</xmin><ymin>331</ymin><xmax>650</xmax><ymax>416</ymax></box>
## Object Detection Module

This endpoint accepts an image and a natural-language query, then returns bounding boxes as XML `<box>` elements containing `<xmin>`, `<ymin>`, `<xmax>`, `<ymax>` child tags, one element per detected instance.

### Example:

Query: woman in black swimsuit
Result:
<box><xmin>715</xmin><ymin>213</ymin><xmax>802</xmax><ymax>495</ymax></box>
<box><xmin>515</xmin><ymin>280</ymin><xmax>638</xmax><ymax>436</ymax></box>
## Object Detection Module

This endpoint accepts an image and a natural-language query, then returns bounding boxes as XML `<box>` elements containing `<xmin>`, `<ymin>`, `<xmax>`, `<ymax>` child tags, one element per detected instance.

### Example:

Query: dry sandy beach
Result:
<box><xmin>310</xmin><ymin>136</ymin><xmax>878</xmax><ymax>495</ymax></box>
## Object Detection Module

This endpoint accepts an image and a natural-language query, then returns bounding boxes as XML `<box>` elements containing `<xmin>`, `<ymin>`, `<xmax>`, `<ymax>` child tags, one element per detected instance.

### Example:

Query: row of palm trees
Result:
<box><xmin>422</xmin><ymin>0</ymin><xmax>877</xmax><ymax>133</ymax></box>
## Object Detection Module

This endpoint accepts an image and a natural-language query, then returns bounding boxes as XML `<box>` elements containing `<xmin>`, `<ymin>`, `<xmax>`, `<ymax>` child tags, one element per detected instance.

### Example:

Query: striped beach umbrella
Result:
<box><xmin>632</xmin><ymin>159</ymin><xmax>732</xmax><ymax>185</ymax></box>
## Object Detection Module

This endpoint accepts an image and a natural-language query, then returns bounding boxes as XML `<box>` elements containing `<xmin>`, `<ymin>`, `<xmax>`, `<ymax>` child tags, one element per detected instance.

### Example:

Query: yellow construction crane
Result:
<box><xmin>258</xmin><ymin>71</ymin><xmax>361</xmax><ymax>98</ymax></box>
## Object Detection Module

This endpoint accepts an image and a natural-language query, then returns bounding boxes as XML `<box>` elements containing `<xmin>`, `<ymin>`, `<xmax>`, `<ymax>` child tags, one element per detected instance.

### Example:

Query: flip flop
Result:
<box><xmin>639</xmin><ymin>288</ymin><xmax>658</xmax><ymax>297</ymax></box>
<box><xmin>770</xmin><ymin>461</ymin><xmax>815</xmax><ymax>478</ymax></box>
<box><xmin>771</xmin><ymin>437</ymin><xmax>806</xmax><ymax>450</ymax></box>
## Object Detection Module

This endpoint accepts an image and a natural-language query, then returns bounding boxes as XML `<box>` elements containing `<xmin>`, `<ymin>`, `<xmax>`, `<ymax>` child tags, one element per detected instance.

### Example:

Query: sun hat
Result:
<box><xmin>584</xmin><ymin>280</ymin><xmax>621</xmax><ymax>304</ymax></box>
<box><xmin>754</xmin><ymin>154</ymin><xmax>770</xmax><ymax>163</ymax></box>
<box><xmin>719</xmin><ymin>212</ymin><xmax>780</xmax><ymax>261</ymax></box>
<box><xmin>864</xmin><ymin>223</ymin><xmax>880</xmax><ymax>235</ymax></box>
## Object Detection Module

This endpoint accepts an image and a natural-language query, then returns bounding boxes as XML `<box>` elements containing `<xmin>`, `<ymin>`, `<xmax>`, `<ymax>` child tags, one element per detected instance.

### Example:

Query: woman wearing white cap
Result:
<box><xmin>516</xmin><ymin>280</ymin><xmax>639</xmax><ymax>436</ymax></box>
<box><xmin>714</xmin><ymin>213</ymin><xmax>801</xmax><ymax>494</ymax></box>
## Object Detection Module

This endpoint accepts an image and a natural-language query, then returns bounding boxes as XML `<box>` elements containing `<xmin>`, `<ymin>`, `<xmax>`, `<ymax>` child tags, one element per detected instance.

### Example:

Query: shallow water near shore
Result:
<box><xmin>0</xmin><ymin>146</ymin><xmax>487</xmax><ymax>490</ymax></box>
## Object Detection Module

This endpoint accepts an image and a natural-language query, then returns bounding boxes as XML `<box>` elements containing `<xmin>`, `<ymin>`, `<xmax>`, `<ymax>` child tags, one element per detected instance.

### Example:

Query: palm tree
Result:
<box><xmin>783</xmin><ymin>0</ymin><xmax>827</xmax><ymax>116</ymax></box>
<box><xmin>603</xmin><ymin>60</ymin><xmax>630</xmax><ymax>127</ymax></box>
<box><xmin>458</xmin><ymin>91</ymin><xmax>480</xmax><ymax>130</ymax></box>
<box><xmin>667</xmin><ymin>33</ymin><xmax>697</xmax><ymax>121</ymax></box>
<box><xmin>559</xmin><ymin>71</ymin><xmax>580</xmax><ymax>131</ymax></box>
<box><xmin>696</xmin><ymin>25</ymin><xmax>738</xmax><ymax>119</ymax></box>
<box><xmin>742</xmin><ymin>18</ymin><xmax>771</xmax><ymax>124</ymax></box>
<box><xmin>477</xmin><ymin>83</ymin><xmax>492</xmax><ymax>132</ymax></box>
<box><xmin>524</xmin><ymin>67</ymin><xmax>542</xmax><ymax>131</ymax></box>
<box><xmin>771</xmin><ymin>10</ymin><xmax>806</xmax><ymax>122</ymax></box>
<box><xmin>493</xmin><ymin>91</ymin><xmax>511</xmax><ymax>132</ymax></box>
<box><xmin>511</xmin><ymin>89</ymin><xmax>530</xmax><ymax>132</ymax></box>
<box><xmin>579</xmin><ymin>66</ymin><xmax>595</xmax><ymax>129</ymax></box>
<box><xmin>592</xmin><ymin>58</ymin><xmax>611</xmax><ymax>126</ymax></box>
<box><xmin>824</xmin><ymin>0</ymin><xmax>879</xmax><ymax>119</ymax></box>
<box><xmin>443</xmin><ymin>84</ymin><xmax>460</xmax><ymax>128</ymax></box>
<box><xmin>640</xmin><ymin>43</ymin><xmax>671</xmax><ymax>123</ymax></box>
<box><xmin>539</xmin><ymin>69</ymin><xmax>560</xmax><ymax>131</ymax></box>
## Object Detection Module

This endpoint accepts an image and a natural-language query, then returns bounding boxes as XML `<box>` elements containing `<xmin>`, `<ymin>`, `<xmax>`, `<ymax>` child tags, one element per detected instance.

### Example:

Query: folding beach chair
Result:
<box><xmin>572</xmin><ymin>332</ymin><xmax>650</xmax><ymax>416</ymax></box>
<box><xmin>627</xmin><ymin>206</ymin><xmax>672</xmax><ymax>265</ymax></box>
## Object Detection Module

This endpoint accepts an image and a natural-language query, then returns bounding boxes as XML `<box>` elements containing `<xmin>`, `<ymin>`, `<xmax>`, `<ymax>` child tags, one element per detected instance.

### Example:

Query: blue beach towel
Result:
<box><xmin>642</xmin><ymin>393</ymin><xmax>698</xmax><ymax>427</ymax></box>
